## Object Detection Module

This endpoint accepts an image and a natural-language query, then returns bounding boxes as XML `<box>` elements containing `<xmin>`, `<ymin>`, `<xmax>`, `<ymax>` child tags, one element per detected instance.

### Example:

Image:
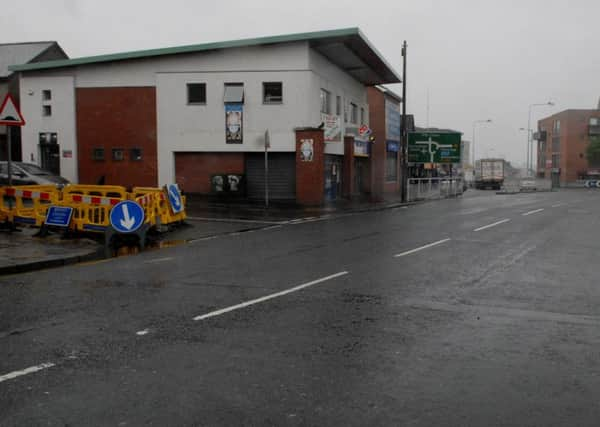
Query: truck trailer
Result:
<box><xmin>475</xmin><ymin>158</ymin><xmax>505</xmax><ymax>190</ymax></box>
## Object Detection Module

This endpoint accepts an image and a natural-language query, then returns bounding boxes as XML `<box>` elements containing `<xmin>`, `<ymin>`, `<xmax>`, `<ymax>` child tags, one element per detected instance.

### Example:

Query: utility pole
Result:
<box><xmin>401</xmin><ymin>40</ymin><xmax>408</xmax><ymax>203</ymax></box>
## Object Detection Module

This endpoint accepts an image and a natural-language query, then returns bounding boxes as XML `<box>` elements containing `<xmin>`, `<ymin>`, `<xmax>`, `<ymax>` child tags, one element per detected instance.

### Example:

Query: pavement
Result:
<box><xmin>2</xmin><ymin>188</ymin><xmax>600</xmax><ymax>425</ymax></box>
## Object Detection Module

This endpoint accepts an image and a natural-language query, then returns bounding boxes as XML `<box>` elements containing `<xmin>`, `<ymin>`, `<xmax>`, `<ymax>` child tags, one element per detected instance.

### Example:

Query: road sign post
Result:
<box><xmin>0</xmin><ymin>94</ymin><xmax>26</xmax><ymax>189</ymax></box>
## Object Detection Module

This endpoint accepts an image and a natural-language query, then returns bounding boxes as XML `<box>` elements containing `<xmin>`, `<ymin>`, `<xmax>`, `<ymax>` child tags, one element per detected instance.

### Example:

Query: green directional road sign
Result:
<box><xmin>408</xmin><ymin>131</ymin><xmax>462</xmax><ymax>163</ymax></box>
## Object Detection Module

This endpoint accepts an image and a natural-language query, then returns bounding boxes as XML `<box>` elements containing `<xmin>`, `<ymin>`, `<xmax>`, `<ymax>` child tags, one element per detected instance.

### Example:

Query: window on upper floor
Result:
<box><xmin>93</xmin><ymin>148</ymin><xmax>105</xmax><ymax>161</ymax></box>
<box><xmin>224</xmin><ymin>83</ymin><xmax>244</xmax><ymax>103</ymax></box>
<box><xmin>263</xmin><ymin>82</ymin><xmax>282</xmax><ymax>104</ymax></box>
<box><xmin>553</xmin><ymin>120</ymin><xmax>560</xmax><ymax>132</ymax></box>
<box><xmin>42</xmin><ymin>90</ymin><xmax>52</xmax><ymax>101</ymax></box>
<box><xmin>42</xmin><ymin>105</ymin><xmax>52</xmax><ymax>117</ymax></box>
<box><xmin>590</xmin><ymin>117</ymin><xmax>600</xmax><ymax>126</ymax></box>
<box><xmin>112</xmin><ymin>148</ymin><xmax>125</xmax><ymax>161</ymax></box>
<box><xmin>130</xmin><ymin>148</ymin><xmax>142</xmax><ymax>161</ymax></box>
<box><xmin>320</xmin><ymin>89</ymin><xmax>331</xmax><ymax>114</ymax></box>
<box><xmin>187</xmin><ymin>83</ymin><xmax>206</xmax><ymax>104</ymax></box>
<box><xmin>360</xmin><ymin>107</ymin><xmax>365</xmax><ymax>125</ymax></box>
<box><xmin>336</xmin><ymin>96</ymin><xmax>341</xmax><ymax>116</ymax></box>
<box><xmin>350</xmin><ymin>103</ymin><xmax>358</xmax><ymax>124</ymax></box>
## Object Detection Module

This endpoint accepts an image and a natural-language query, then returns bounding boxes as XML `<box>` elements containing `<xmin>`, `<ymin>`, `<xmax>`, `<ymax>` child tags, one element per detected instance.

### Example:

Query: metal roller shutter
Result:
<box><xmin>245</xmin><ymin>153</ymin><xmax>296</xmax><ymax>201</ymax></box>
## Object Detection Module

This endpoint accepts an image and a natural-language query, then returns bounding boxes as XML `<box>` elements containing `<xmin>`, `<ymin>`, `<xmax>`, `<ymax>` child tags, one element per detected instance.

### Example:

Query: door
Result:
<box><xmin>324</xmin><ymin>155</ymin><xmax>343</xmax><ymax>201</ymax></box>
<box><xmin>40</xmin><ymin>142</ymin><xmax>60</xmax><ymax>175</ymax></box>
<box><xmin>245</xmin><ymin>153</ymin><xmax>296</xmax><ymax>201</ymax></box>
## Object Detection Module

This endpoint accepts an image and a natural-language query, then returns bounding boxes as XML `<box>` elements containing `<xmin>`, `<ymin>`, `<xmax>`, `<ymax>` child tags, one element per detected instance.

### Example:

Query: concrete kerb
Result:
<box><xmin>0</xmin><ymin>246</ymin><xmax>103</xmax><ymax>276</ymax></box>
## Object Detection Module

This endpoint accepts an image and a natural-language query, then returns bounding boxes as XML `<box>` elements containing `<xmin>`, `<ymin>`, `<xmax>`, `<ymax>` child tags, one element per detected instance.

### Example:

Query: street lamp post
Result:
<box><xmin>527</xmin><ymin>101</ymin><xmax>554</xmax><ymax>176</ymax></box>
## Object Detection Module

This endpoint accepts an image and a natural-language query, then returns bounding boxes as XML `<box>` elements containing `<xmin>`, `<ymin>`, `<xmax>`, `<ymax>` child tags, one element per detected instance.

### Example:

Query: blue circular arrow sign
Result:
<box><xmin>110</xmin><ymin>200</ymin><xmax>145</xmax><ymax>233</ymax></box>
<box><xmin>167</xmin><ymin>184</ymin><xmax>183</xmax><ymax>214</ymax></box>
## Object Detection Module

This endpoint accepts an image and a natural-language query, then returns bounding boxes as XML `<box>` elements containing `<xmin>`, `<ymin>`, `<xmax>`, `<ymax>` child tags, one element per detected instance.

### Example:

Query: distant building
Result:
<box><xmin>536</xmin><ymin>108</ymin><xmax>600</xmax><ymax>186</ymax></box>
<box><xmin>0</xmin><ymin>42</ymin><xmax>68</xmax><ymax>162</ymax></box>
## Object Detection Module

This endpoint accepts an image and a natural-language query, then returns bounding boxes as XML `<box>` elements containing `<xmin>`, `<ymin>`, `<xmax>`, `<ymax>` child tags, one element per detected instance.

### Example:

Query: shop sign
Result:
<box><xmin>321</xmin><ymin>113</ymin><xmax>341</xmax><ymax>142</ymax></box>
<box><xmin>354</xmin><ymin>139</ymin><xmax>370</xmax><ymax>157</ymax></box>
<box><xmin>385</xmin><ymin>99</ymin><xmax>401</xmax><ymax>141</ymax></box>
<box><xmin>386</xmin><ymin>141</ymin><xmax>399</xmax><ymax>152</ymax></box>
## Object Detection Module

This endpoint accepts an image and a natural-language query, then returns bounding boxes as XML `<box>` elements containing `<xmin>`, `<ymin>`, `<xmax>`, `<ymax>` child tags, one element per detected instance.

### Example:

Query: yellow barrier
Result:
<box><xmin>132</xmin><ymin>186</ymin><xmax>187</xmax><ymax>226</ymax></box>
<box><xmin>0</xmin><ymin>185</ymin><xmax>61</xmax><ymax>226</ymax></box>
<box><xmin>1</xmin><ymin>184</ymin><xmax>186</xmax><ymax>233</ymax></box>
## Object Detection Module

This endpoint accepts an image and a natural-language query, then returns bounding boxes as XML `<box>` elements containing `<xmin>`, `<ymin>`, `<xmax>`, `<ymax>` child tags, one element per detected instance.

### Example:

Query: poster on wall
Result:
<box><xmin>321</xmin><ymin>113</ymin><xmax>341</xmax><ymax>142</ymax></box>
<box><xmin>300</xmin><ymin>139</ymin><xmax>314</xmax><ymax>162</ymax></box>
<box><xmin>385</xmin><ymin>99</ymin><xmax>401</xmax><ymax>141</ymax></box>
<box><xmin>225</xmin><ymin>104</ymin><xmax>243</xmax><ymax>143</ymax></box>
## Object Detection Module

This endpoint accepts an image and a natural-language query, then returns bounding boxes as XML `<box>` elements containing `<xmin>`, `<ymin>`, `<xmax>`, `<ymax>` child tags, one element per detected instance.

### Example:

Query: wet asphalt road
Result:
<box><xmin>1</xmin><ymin>189</ymin><xmax>600</xmax><ymax>426</ymax></box>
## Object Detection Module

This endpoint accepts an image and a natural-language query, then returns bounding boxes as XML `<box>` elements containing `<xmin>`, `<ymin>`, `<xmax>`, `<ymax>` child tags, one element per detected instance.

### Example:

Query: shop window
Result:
<box><xmin>187</xmin><ymin>83</ymin><xmax>206</xmax><ymax>104</ymax></box>
<box><xmin>112</xmin><ymin>148</ymin><xmax>125</xmax><ymax>161</ymax></box>
<box><xmin>130</xmin><ymin>148</ymin><xmax>142</xmax><ymax>161</ymax></box>
<box><xmin>386</xmin><ymin>151</ymin><xmax>398</xmax><ymax>181</ymax></box>
<box><xmin>263</xmin><ymin>82</ymin><xmax>282</xmax><ymax>104</ymax></box>
<box><xmin>224</xmin><ymin>83</ymin><xmax>244</xmax><ymax>103</ymax></box>
<box><xmin>93</xmin><ymin>147</ymin><xmax>105</xmax><ymax>161</ymax></box>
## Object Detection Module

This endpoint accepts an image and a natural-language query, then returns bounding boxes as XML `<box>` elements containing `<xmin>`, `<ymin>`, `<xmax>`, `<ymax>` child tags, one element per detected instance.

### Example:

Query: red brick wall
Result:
<box><xmin>175</xmin><ymin>152</ymin><xmax>245</xmax><ymax>194</ymax></box>
<box><xmin>343</xmin><ymin>136</ymin><xmax>355</xmax><ymax>197</ymax></box>
<box><xmin>538</xmin><ymin>110</ymin><xmax>600</xmax><ymax>183</ymax></box>
<box><xmin>76</xmin><ymin>87</ymin><xmax>157</xmax><ymax>187</ymax></box>
<box><xmin>295</xmin><ymin>129</ymin><xmax>324</xmax><ymax>205</ymax></box>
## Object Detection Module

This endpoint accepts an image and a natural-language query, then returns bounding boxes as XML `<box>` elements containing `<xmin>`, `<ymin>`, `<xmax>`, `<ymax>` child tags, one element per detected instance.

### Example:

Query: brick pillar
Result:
<box><xmin>343</xmin><ymin>135</ymin><xmax>355</xmax><ymax>197</ymax></box>
<box><xmin>295</xmin><ymin>128</ymin><xmax>325</xmax><ymax>206</ymax></box>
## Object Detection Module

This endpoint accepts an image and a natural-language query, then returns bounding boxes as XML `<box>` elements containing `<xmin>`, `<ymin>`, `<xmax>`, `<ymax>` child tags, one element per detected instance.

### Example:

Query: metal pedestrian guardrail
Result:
<box><xmin>407</xmin><ymin>178</ymin><xmax>465</xmax><ymax>202</ymax></box>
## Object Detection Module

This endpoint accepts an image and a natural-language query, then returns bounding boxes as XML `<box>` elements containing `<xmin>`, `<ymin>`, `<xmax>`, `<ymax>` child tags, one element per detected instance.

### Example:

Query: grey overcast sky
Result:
<box><xmin>2</xmin><ymin>0</ymin><xmax>599</xmax><ymax>166</ymax></box>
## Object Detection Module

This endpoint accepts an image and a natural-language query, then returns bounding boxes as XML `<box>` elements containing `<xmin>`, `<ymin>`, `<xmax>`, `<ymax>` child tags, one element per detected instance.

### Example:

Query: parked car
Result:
<box><xmin>0</xmin><ymin>162</ymin><xmax>69</xmax><ymax>186</ymax></box>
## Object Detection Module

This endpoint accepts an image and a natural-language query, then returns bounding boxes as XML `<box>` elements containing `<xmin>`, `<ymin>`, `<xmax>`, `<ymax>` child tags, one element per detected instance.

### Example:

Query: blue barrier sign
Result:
<box><xmin>45</xmin><ymin>206</ymin><xmax>73</xmax><ymax>227</ymax></box>
<box><xmin>167</xmin><ymin>184</ymin><xmax>183</xmax><ymax>214</ymax></box>
<box><xmin>109</xmin><ymin>200</ymin><xmax>145</xmax><ymax>233</ymax></box>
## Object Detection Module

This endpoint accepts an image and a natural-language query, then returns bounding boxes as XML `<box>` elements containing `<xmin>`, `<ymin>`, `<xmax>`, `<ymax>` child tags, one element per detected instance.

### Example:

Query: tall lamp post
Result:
<box><xmin>472</xmin><ymin>119</ymin><xmax>492</xmax><ymax>167</ymax></box>
<box><xmin>527</xmin><ymin>101</ymin><xmax>554</xmax><ymax>176</ymax></box>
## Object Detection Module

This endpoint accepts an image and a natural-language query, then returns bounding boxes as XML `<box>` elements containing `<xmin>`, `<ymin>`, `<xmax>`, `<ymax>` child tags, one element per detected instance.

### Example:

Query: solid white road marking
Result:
<box><xmin>0</xmin><ymin>362</ymin><xmax>56</xmax><ymax>383</ymax></box>
<box><xmin>551</xmin><ymin>203</ymin><xmax>565</xmax><ymax>208</ymax></box>
<box><xmin>262</xmin><ymin>225</ymin><xmax>283</xmax><ymax>231</ymax></box>
<box><xmin>393</xmin><ymin>239</ymin><xmax>451</xmax><ymax>258</ymax></box>
<box><xmin>473</xmin><ymin>219</ymin><xmax>511</xmax><ymax>232</ymax></box>
<box><xmin>144</xmin><ymin>257</ymin><xmax>174</xmax><ymax>264</ymax></box>
<box><xmin>193</xmin><ymin>271</ymin><xmax>349</xmax><ymax>321</ymax></box>
<box><xmin>523</xmin><ymin>208</ymin><xmax>544</xmax><ymax>216</ymax></box>
<box><xmin>136</xmin><ymin>329</ymin><xmax>150</xmax><ymax>336</ymax></box>
<box><xmin>186</xmin><ymin>216</ymin><xmax>285</xmax><ymax>225</ymax></box>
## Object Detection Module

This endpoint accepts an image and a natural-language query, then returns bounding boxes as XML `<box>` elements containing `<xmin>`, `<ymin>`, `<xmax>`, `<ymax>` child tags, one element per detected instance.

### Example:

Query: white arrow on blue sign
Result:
<box><xmin>109</xmin><ymin>200</ymin><xmax>145</xmax><ymax>233</ymax></box>
<box><xmin>167</xmin><ymin>184</ymin><xmax>183</xmax><ymax>214</ymax></box>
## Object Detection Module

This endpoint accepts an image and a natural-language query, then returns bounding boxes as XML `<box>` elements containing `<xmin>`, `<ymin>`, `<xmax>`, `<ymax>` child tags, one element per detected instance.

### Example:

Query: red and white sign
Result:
<box><xmin>359</xmin><ymin>124</ymin><xmax>372</xmax><ymax>137</ymax></box>
<box><xmin>0</xmin><ymin>94</ymin><xmax>26</xmax><ymax>126</ymax></box>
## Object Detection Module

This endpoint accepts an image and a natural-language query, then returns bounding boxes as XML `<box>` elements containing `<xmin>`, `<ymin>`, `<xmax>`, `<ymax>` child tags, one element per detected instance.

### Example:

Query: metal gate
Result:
<box><xmin>245</xmin><ymin>153</ymin><xmax>296</xmax><ymax>201</ymax></box>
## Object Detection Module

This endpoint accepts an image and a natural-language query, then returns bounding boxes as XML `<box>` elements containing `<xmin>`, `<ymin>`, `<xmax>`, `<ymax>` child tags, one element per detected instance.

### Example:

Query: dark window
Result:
<box><xmin>42</xmin><ymin>90</ymin><xmax>52</xmax><ymax>101</ymax></box>
<box><xmin>112</xmin><ymin>148</ymin><xmax>125</xmax><ymax>161</ymax></box>
<box><xmin>263</xmin><ymin>82</ymin><xmax>283</xmax><ymax>104</ymax></box>
<box><xmin>552</xmin><ymin>136</ymin><xmax>560</xmax><ymax>152</ymax></box>
<box><xmin>552</xmin><ymin>154</ymin><xmax>560</xmax><ymax>168</ymax></box>
<box><xmin>350</xmin><ymin>103</ymin><xmax>358</xmax><ymax>124</ymax></box>
<box><xmin>187</xmin><ymin>83</ymin><xmax>206</xmax><ymax>104</ymax></box>
<box><xmin>42</xmin><ymin>105</ymin><xmax>52</xmax><ymax>117</ymax></box>
<box><xmin>130</xmin><ymin>148</ymin><xmax>142</xmax><ymax>161</ymax></box>
<box><xmin>320</xmin><ymin>89</ymin><xmax>331</xmax><ymax>114</ymax></box>
<box><xmin>93</xmin><ymin>148</ymin><xmax>105</xmax><ymax>161</ymax></box>
<box><xmin>336</xmin><ymin>96</ymin><xmax>341</xmax><ymax>116</ymax></box>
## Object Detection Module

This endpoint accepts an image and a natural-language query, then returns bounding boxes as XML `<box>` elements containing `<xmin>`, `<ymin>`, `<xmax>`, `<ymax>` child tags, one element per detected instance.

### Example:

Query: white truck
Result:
<box><xmin>475</xmin><ymin>158</ymin><xmax>505</xmax><ymax>190</ymax></box>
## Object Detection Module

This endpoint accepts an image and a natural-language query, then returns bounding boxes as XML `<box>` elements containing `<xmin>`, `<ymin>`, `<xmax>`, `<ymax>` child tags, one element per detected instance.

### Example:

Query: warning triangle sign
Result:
<box><xmin>0</xmin><ymin>94</ymin><xmax>26</xmax><ymax>126</ymax></box>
